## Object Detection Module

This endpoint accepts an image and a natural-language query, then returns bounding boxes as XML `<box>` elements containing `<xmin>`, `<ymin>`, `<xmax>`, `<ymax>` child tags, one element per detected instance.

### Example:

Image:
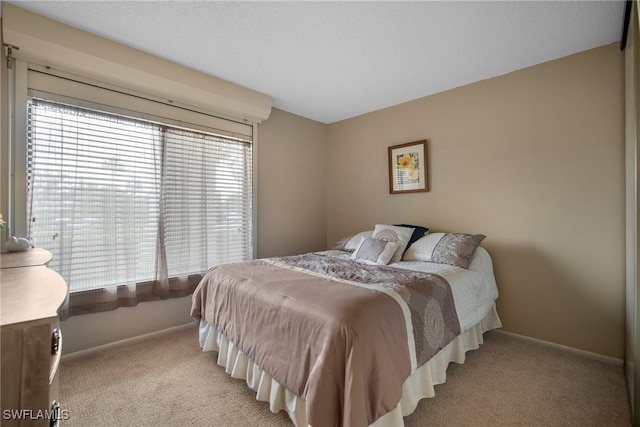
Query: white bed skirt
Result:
<box><xmin>198</xmin><ymin>304</ymin><xmax>502</xmax><ymax>427</ymax></box>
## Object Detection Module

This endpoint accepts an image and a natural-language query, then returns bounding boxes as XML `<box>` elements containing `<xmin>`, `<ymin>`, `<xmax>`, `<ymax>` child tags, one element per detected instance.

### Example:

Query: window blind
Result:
<box><xmin>26</xmin><ymin>98</ymin><xmax>253</xmax><ymax>293</ymax></box>
<box><xmin>162</xmin><ymin>128</ymin><xmax>253</xmax><ymax>277</ymax></box>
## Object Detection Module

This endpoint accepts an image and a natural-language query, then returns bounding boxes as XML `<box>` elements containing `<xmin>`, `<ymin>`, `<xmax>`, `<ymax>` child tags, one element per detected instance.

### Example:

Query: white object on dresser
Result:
<box><xmin>5</xmin><ymin>236</ymin><xmax>33</xmax><ymax>252</ymax></box>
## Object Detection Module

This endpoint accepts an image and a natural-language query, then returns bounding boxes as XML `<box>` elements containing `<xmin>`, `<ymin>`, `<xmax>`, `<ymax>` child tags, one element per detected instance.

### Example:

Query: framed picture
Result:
<box><xmin>388</xmin><ymin>140</ymin><xmax>428</xmax><ymax>194</ymax></box>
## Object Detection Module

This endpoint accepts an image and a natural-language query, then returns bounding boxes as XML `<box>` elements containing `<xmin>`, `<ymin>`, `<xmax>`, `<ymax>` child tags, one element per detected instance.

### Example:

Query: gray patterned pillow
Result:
<box><xmin>351</xmin><ymin>236</ymin><xmax>398</xmax><ymax>265</ymax></box>
<box><xmin>402</xmin><ymin>232</ymin><xmax>486</xmax><ymax>269</ymax></box>
<box><xmin>331</xmin><ymin>230</ymin><xmax>373</xmax><ymax>251</ymax></box>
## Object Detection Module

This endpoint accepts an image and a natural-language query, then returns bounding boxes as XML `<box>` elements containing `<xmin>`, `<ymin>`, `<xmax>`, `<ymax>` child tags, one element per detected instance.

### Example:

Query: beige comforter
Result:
<box><xmin>191</xmin><ymin>253</ymin><xmax>460</xmax><ymax>427</ymax></box>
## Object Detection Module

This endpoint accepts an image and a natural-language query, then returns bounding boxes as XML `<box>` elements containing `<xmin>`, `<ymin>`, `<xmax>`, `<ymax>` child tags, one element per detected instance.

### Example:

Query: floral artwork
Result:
<box><xmin>388</xmin><ymin>140</ymin><xmax>428</xmax><ymax>194</ymax></box>
<box><xmin>396</xmin><ymin>152</ymin><xmax>420</xmax><ymax>184</ymax></box>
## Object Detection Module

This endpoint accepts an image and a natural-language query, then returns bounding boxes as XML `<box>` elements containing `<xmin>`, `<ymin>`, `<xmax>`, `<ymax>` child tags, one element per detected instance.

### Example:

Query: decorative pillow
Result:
<box><xmin>402</xmin><ymin>232</ymin><xmax>486</xmax><ymax>269</ymax></box>
<box><xmin>331</xmin><ymin>230</ymin><xmax>373</xmax><ymax>251</ymax></box>
<box><xmin>372</xmin><ymin>224</ymin><xmax>415</xmax><ymax>263</ymax></box>
<box><xmin>394</xmin><ymin>223</ymin><xmax>429</xmax><ymax>252</ymax></box>
<box><xmin>351</xmin><ymin>236</ymin><xmax>398</xmax><ymax>265</ymax></box>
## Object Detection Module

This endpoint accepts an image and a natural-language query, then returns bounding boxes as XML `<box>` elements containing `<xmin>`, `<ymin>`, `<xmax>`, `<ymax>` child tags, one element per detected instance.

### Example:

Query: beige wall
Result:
<box><xmin>327</xmin><ymin>43</ymin><xmax>625</xmax><ymax>359</ymax></box>
<box><xmin>257</xmin><ymin>108</ymin><xmax>328</xmax><ymax>258</ymax></box>
<box><xmin>60</xmin><ymin>296</ymin><xmax>193</xmax><ymax>354</ymax></box>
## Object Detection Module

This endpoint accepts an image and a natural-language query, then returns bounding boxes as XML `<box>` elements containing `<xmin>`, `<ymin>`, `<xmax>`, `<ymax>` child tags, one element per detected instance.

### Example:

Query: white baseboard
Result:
<box><xmin>61</xmin><ymin>322</ymin><xmax>196</xmax><ymax>362</ymax></box>
<box><xmin>492</xmin><ymin>329</ymin><xmax>623</xmax><ymax>367</ymax></box>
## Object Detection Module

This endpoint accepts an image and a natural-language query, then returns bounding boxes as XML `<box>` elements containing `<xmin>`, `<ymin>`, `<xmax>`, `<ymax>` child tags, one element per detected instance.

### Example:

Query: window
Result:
<box><xmin>26</xmin><ymin>98</ymin><xmax>253</xmax><ymax>314</ymax></box>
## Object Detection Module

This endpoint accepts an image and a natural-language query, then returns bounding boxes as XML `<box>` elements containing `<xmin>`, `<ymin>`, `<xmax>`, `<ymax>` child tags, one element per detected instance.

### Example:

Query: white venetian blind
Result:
<box><xmin>162</xmin><ymin>128</ymin><xmax>253</xmax><ymax>276</ymax></box>
<box><xmin>26</xmin><ymin>98</ymin><xmax>253</xmax><ymax>293</ymax></box>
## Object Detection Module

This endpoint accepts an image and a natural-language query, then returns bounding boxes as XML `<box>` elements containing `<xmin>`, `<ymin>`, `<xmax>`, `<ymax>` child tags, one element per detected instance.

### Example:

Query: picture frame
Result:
<box><xmin>388</xmin><ymin>140</ymin><xmax>428</xmax><ymax>194</ymax></box>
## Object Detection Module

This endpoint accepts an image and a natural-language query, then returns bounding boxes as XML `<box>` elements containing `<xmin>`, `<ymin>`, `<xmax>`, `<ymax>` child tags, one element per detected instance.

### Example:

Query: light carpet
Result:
<box><xmin>59</xmin><ymin>325</ymin><xmax>630</xmax><ymax>426</ymax></box>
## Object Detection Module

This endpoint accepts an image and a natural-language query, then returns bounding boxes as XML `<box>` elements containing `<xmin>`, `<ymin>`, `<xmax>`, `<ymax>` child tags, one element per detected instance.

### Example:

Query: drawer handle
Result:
<box><xmin>51</xmin><ymin>328</ymin><xmax>61</xmax><ymax>355</ymax></box>
<box><xmin>49</xmin><ymin>329</ymin><xmax>62</xmax><ymax>385</ymax></box>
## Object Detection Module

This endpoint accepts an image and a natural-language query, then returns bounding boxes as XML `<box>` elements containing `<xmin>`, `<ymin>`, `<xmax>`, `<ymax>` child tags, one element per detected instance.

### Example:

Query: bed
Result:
<box><xmin>191</xmin><ymin>224</ymin><xmax>501</xmax><ymax>427</ymax></box>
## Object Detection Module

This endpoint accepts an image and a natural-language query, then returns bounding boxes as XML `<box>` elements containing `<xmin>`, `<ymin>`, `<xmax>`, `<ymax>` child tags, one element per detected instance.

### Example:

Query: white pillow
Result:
<box><xmin>372</xmin><ymin>224</ymin><xmax>414</xmax><ymax>263</ymax></box>
<box><xmin>351</xmin><ymin>236</ymin><xmax>398</xmax><ymax>265</ymax></box>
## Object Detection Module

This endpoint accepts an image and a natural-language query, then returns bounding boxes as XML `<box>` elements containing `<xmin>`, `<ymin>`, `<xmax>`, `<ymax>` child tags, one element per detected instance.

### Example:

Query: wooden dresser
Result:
<box><xmin>1</xmin><ymin>249</ymin><xmax>68</xmax><ymax>426</ymax></box>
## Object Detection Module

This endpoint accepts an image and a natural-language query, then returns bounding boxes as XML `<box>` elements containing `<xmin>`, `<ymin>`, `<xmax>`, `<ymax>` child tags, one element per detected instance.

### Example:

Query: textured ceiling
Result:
<box><xmin>5</xmin><ymin>1</ymin><xmax>626</xmax><ymax>123</ymax></box>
